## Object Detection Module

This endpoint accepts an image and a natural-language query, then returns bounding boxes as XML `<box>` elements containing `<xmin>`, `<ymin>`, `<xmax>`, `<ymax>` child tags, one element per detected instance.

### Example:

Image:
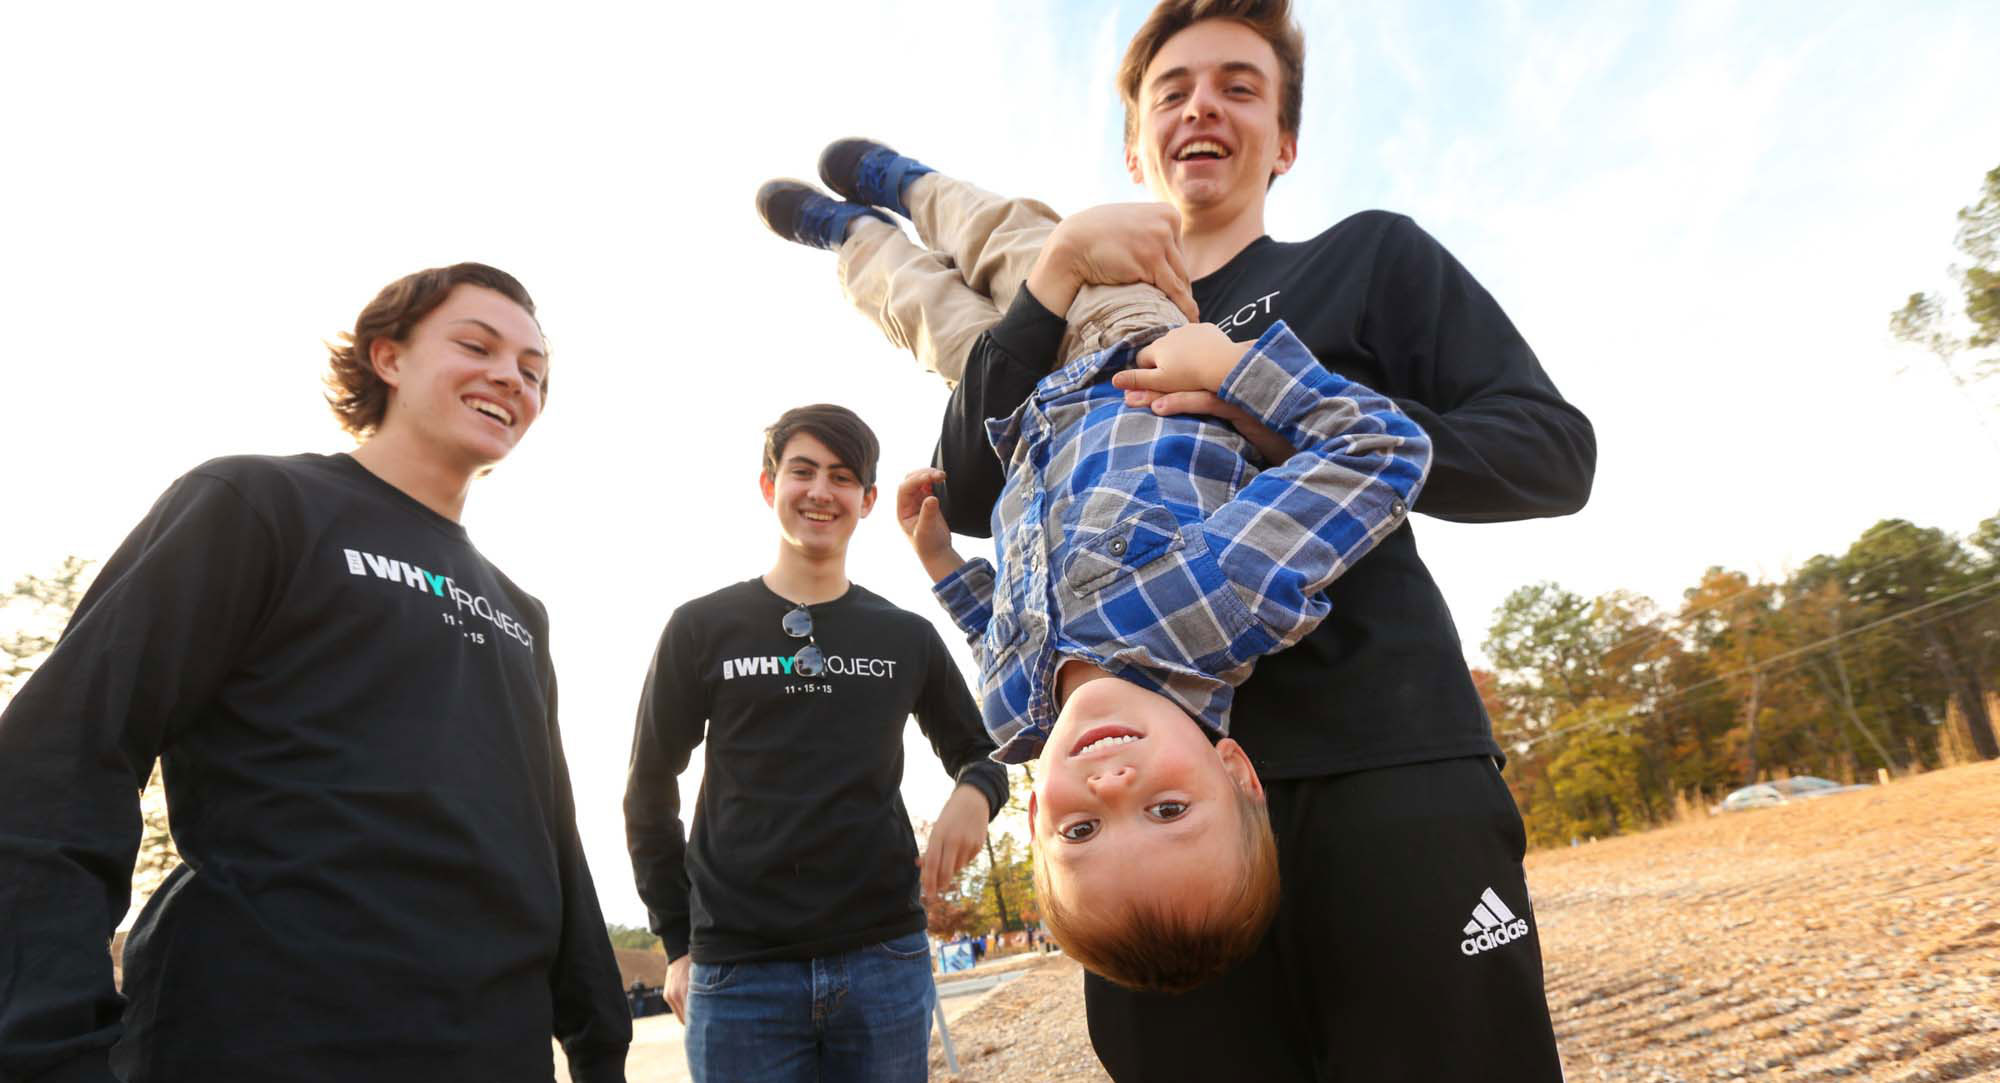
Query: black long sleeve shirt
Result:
<box><xmin>933</xmin><ymin>212</ymin><xmax>1596</xmax><ymax>779</ymax></box>
<box><xmin>624</xmin><ymin>578</ymin><xmax>1007</xmax><ymax>964</ymax></box>
<box><xmin>0</xmin><ymin>453</ymin><xmax>629</xmax><ymax>1083</ymax></box>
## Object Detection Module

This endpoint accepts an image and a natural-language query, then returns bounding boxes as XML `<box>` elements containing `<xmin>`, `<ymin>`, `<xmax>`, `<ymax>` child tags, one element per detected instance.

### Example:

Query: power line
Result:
<box><xmin>1576</xmin><ymin>529</ymin><xmax>1980</xmax><ymax>664</ymax></box>
<box><xmin>1521</xmin><ymin>586</ymin><xmax>1997</xmax><ymax>749</ymax></box>
<box><xmin>1647</xmin><ymin>575</ymin><xmax>2000</xmax><ymax>708</ymax></box>
<box><xmin>1502</xmin><ymin>575</ymin><xmax>2000</xmax><ymax>751</ymax></box>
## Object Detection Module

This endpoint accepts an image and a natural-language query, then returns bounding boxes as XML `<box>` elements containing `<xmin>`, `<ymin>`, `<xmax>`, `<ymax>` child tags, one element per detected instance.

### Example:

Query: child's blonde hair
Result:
<box><xmin>1035</xmin><ymin>782</ymin><xmax>1280</xmax><ymax>992</ymax></box>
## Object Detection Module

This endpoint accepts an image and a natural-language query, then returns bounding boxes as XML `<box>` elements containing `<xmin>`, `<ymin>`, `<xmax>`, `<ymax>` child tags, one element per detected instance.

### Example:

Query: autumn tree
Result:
<box><xmin>1892</xmin><ymin>162</ymin><xmax>2000</xmax><ymax>389</ymax></box>
<box><xmin>1838</xmin><ymin>520</ymin><xmax>1997</xmax><ymax>759</ymax></box>
<box><xmin>1484</xmin><ymin>582</ymin><xmax>1600</xmax><ymax>729</ymax></box>
<box><xmin>1</xmin><ymin>556</ymin><xmax>94</xmax><ymax>697</ymax></box>
<box><xmin>919</xmin><ymin>764</ymin><xmax>1043</xmax><ymax>939</ymax></box>
<box><xmin>1772</xmin><ymin>566</ymin><xmax>1901</xmax><ymax>776</ymax></box>
<box><xmin>1484</xmin><ymin>511</ymin><xmax>1997</xmax><ymax>848</ymax></box>
<box><xmin>1</xmin><ymin>557</ymin><xmax>181</xmax><ymax>899</ymax></box>
<box><xmin>924</xmin><ymin>882</ymin><xmax>985</xmax><ymax>941</ymax></box>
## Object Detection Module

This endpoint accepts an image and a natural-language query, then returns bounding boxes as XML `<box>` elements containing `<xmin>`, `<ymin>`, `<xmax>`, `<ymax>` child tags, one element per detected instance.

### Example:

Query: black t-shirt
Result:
<box><xmin>933</xmin><ymin>211</ymin><xmax>1596</xmax><ymax>780</ymax></box>
<box><xmin>0</xmin><ymin>453</ymin><xmax>629</xmax><ymax>1083</ymax></box>
<box><xmin>625</xmin><ymin>578</ymin><xmax>1007</xmax><ymax>964</ymax></box>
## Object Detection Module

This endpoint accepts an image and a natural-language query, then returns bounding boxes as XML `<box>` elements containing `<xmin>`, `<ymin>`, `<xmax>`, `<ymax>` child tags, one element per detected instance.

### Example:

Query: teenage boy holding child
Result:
<box><xmin>758</xmin><ymin>1</ymin><xmax>1592</xmax><ymax>1078</ymax></box>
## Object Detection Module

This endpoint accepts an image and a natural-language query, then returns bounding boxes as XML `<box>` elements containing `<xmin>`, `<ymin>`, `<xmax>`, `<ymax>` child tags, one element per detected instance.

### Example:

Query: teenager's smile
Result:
<box><xmin>463</xmin><ymin>394</ymin><xmax>515</xmax><ymax>430</ymax></box>
<box><xmin>1128</xmin><ymin>19</ymin><xmax>1295</xmax><ymax>226</ymax></box>
<box><xmin>1170</xmin><ymin>136</ymin><xmax>1234</xmax><ymax>165</ymax></box>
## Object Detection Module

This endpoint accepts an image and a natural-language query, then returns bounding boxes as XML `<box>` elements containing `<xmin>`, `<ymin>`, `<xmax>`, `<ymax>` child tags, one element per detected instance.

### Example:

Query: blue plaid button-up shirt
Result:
<box><xmin>932</xmin><ymin>320</ymin><xmax>1433</xmax><ymax>764</ymax></box>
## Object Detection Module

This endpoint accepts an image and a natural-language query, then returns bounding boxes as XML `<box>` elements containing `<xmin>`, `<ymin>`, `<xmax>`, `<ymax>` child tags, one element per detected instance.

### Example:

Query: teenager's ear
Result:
<box><xmin>1215</xmin><ymin>738</ymin><xmax>1265</xmax><ymax>802</ymax></box>
<box><xmin>759</xmin><ymin>471</ymin><xmax>776</xmax><ymax>508</ymax></box>
<box><xmin>857</xmin><ymin>484</ymin><xmax>878</xmax><ymax>518</ymax></box>
<box><xmin>1273</xmin><ymin>131</ymin><xmax>1299</xmax><ymax>178</ymax></box>
<box><xmin>368</xmin><ymin>336</ymin><xmax>403</xmax><ymax>389</ymax></box>
<box><xmin>1027</xmin><ymin>790</ymin><xmax>1039</xmax><ymax>837</ymax></box>
<box><xmin>1125</xmin><ymin>142</ymin><xmax>1146</xmax><ymax>186</ymax></box>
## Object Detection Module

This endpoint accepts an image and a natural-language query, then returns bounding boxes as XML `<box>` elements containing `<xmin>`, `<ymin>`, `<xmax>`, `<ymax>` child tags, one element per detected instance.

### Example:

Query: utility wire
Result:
<box><xmin>1500</xmin><ymin>575</ymin><xmax>2000</xmax><ymax>751</ymax></box>
<box><xmin>1575</xmin><ymin>529</ymin><xmax>1981</xmax><ymax>663</ymax></box>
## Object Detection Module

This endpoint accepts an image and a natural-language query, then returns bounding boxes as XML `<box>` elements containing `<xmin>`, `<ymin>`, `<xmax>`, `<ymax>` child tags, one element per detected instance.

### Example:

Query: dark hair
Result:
<box><xmin>325</xmin><ymin>263</ymin><xmax>541</xmax><ymax>438</ymax></box>
<box><xmin>1117</xmin><ymin>0</ymin><xmax>1305</xmax><ymax>154</ymax></box>
<box><xmin>762</xmin><ymin>404</ymin><xmax>880</xmax><ymax>489</ymax></box>
<box><xmin>1036</xmin><ymin>781</ymin><xmax>1281</xmax><ymax>993</ymax></box>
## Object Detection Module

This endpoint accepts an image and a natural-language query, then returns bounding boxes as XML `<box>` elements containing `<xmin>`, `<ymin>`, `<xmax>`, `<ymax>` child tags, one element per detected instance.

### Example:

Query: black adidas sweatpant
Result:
<box><xmin>1085</xmin><ymin>756</ymin><xmax>1565</xmax><ymax>1082</ymax></box>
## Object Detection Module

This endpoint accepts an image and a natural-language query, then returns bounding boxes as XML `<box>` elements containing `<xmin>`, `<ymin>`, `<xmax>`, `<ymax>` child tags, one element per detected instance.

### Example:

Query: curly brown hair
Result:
<box><xmin>1116</xmin><ymin>0</ymin><xmax>1305</xmax><ymax>151</ymax></box>
<box><xmin>324</xmin><ymin>263</ymin><xmax>540</xmax><ymax>439</ymax></box>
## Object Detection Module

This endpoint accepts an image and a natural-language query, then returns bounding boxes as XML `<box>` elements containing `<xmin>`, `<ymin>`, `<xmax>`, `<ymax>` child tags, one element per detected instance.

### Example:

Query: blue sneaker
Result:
<box><xmin>818</xmin><ymin>138</ymin><xmax>934</xmax><ymax>219</ymax></box>
<box><xmin>755</xmin><ymin>179</ymin><xmax>893</xmax><ymax>251</ymax></box>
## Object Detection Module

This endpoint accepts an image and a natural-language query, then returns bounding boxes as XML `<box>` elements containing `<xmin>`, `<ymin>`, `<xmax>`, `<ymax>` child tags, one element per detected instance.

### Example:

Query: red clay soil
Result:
<box><xmin>932</xmin><ymin>761</ymin><xmax>2000</xmax><ymax>1082</ymax></box>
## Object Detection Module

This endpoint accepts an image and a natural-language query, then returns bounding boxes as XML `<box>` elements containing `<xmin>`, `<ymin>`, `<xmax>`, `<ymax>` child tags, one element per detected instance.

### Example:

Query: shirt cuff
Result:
<box><xmin>932</xmin><ymin>558</ymin><xmax>997</xmax><ymax>636</ymax></box>
<box><xmin>954</xmin><ymin>764</ymin><xmax>1009</xmax><ymax>820</ymax></box>
<box><xmin>1217</xmin><ymin>320</ymin><xmax>1328</xmax><ymax>433</ymax></box>
<box><xmin>986</xmin><ymin>286</ymin><xmax>1068</xmax><ymax>375</ymax></box>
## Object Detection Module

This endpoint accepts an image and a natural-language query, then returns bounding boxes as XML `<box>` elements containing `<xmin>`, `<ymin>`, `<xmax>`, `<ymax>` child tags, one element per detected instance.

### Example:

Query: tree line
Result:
<box><xmin>1483</xmin><ymin>512</ymin><xmax>1999</xmax><ymax>848</ymax></box>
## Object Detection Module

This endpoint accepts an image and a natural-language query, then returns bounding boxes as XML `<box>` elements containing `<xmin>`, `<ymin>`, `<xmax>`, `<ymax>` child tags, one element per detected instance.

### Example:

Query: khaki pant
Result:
<box><xmin>835</xmin><ymin>172</ymin><xmax>1185</xmax><ymax>384</ymax></box>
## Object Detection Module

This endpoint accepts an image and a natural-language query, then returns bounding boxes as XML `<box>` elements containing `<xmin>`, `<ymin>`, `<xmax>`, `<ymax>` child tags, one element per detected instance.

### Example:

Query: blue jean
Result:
<box><xmin>685</xmin><ymin>931</ymin><xmax>937</xmax><ymax>1083</ymax></box>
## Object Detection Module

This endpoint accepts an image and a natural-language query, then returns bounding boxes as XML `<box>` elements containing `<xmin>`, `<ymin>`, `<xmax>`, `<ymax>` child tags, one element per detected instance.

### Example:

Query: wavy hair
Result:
<box><xmin>324</xmin><ymin>263</ymin><xmax>540</xmax><ymax>438</ymax></box>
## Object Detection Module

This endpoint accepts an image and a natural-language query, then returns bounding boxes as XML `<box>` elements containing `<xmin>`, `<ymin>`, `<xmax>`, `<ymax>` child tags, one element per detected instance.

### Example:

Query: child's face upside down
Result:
<box><xmin>1031</xmin><ymin>671</ymin><xmax>1264</xmax><ymax>918</ymax></box>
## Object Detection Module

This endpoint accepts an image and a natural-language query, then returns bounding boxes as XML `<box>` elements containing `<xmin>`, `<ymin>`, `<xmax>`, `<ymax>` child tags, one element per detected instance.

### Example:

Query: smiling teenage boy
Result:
<box><xmin>926</xmin><ymin>1</ymin><xmax>1595</xmax><ymax>1079</ymax></box>
<box><xmin>0</xmin><ymin>264</ymin><xmax>631</xmax><ymax>1083</ymax></box>
<box><xmin>624</xmin><ymin>404</ymin><xmax>1006</xmax><ymax>1083</ymax></box>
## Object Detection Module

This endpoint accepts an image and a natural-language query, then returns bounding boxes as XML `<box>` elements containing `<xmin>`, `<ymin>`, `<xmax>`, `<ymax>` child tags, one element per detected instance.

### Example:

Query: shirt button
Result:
<box><xmin>1108</xmin><ymin>536</ymin><xmax>1127</xmax><ymax>556</ymax></box>
<box><xmin>1392</xmin><ymin>499</ymin><xmax>1407</xmax><ymax>517</ymax></box>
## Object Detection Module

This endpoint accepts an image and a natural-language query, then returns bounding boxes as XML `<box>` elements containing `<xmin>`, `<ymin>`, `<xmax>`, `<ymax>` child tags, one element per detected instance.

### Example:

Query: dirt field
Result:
<box><xmin>932</xmin><ymin>761</ymin><xmax>2000</xmax><ymax>1082</ymax></box>
<box><xmin>1537</xmin><ymin>760</ymin><xmax>1999</xmax><ymax>1081</ymax></box>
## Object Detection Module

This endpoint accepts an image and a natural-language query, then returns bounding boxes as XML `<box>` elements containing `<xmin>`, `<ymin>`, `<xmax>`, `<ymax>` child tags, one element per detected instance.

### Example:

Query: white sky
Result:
<box><xmin>4</xmin><ymin>1</ymin><xmax>1996</xmax><ymax>927</ymax></box>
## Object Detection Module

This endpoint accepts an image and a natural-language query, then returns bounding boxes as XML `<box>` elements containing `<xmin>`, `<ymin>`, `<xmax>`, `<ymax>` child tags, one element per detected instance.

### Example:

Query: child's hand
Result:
<box><xmin>1121</xmin><ymin>388</ymin><xmax>1299</xmax><ymax>464</ymax></box>
<box><xmin>896</xmin><ymin>468</ymin><xmax>951</xmax><ymax>554</ymax></box>
<box><xmin>1114</xmin><ymin>323</ymin><xmax>1247</xmax><ymax>396</ymax></box>
<box><xmin>896</xmin><ymin>468</ymin><xmax>967</xmax><ymax>582</ymax></box>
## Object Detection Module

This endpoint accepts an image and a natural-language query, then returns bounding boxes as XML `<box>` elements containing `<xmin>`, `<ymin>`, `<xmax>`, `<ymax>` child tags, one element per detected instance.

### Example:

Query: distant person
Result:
<box><xmin>0</xmin><ymin>264</ymin><xmax>631</xmax><ymax>1082</ymax></box>
<box><xmin>624</xmin><ymin>404</ymin><xmax>1007</xmax><ymax>1083</ymax></box>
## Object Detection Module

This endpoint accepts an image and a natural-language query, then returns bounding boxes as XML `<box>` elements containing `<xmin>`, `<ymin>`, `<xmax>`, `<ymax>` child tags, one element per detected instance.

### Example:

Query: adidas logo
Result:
<box><xmin>1459</xmin><ymin>887</ymin><xmax>1531</xmax><ymax>957</ymax></box>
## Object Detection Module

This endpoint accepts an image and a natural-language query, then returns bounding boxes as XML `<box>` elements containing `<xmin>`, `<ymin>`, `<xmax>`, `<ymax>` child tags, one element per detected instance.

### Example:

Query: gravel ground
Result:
<box><xmin>1536</xmin><ymin>760</ymin><xmax>1999</xmax><ymax>1082</ymax></box>
<box><xmin>933</xmin><ymin>761</ymin><xmax>2000</xmax><ymax>1082</ymax></box>
<box><xmin>929</xmin><ymin>954</ymin><xmax>1109</xmax><ymax>1083</ymax></box>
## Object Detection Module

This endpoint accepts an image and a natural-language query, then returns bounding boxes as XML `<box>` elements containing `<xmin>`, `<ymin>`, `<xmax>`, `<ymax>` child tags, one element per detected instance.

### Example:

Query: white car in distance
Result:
<box><xmin>1713</xmin><ymin>775</ymin><xmax>1873</xmax><ymax>814</ymax></box>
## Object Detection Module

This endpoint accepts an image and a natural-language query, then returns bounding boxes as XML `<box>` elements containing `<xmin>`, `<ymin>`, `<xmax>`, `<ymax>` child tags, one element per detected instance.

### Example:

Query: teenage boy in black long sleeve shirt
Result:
<box><xmin>0</xmin><ymin>264</ymin><xmax>630</xmax><ymax>1083</ymax></box>
<box><xmin>929</xmin><ymin>3</ymin><xmax>1592</xmax><ymax>1079</ymax></box>
<box><xmin>624</xmin><ymin>404</ymin><xmax>1005</xmax><ymax>1083</ymax></box>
